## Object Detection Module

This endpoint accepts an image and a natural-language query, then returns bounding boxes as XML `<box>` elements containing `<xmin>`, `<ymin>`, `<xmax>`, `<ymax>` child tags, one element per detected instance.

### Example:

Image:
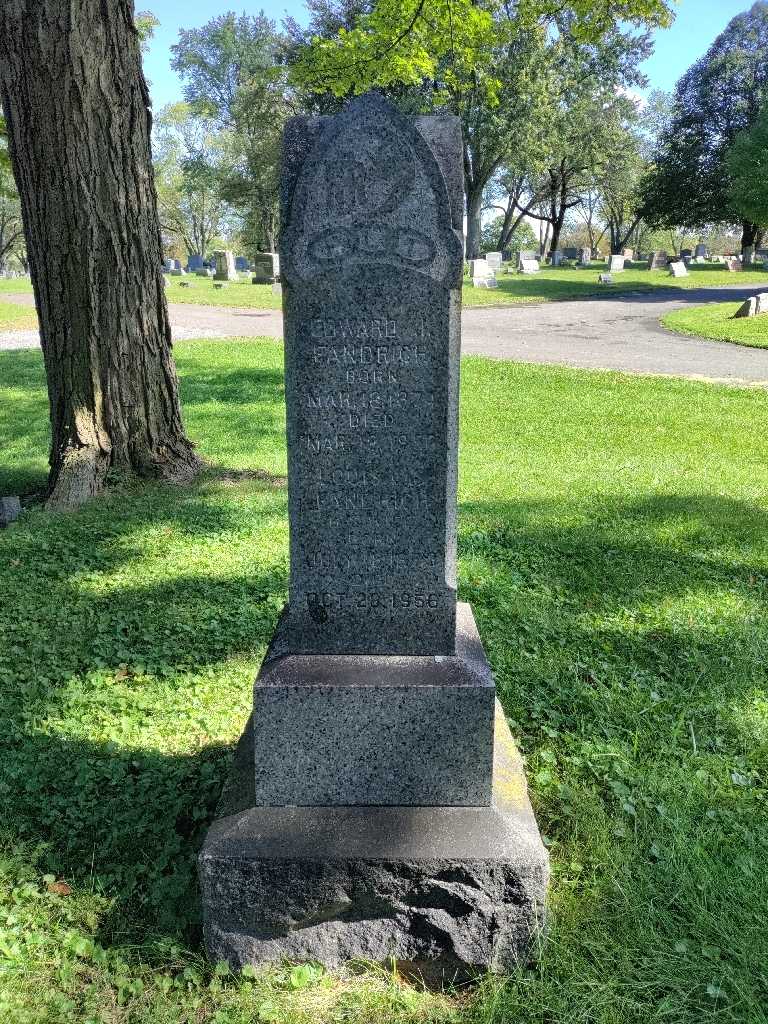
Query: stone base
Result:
<box><xmin>199</xmin><ymin>703</ymin><xmax>549</xmax><ymax>974</ymax></box>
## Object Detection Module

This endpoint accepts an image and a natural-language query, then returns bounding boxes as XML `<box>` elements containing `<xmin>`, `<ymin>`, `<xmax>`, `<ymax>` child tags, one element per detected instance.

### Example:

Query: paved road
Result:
<box><xmin>3</xmin><ymin>283</ymin><xmax>768</xmax><ymax>384</ymax></box>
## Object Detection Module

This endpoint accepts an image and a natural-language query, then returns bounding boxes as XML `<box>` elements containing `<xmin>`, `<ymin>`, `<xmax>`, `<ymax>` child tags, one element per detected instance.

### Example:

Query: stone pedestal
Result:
<box><xmin>199</xmin><ymin>607</ymin><xmax>549</xmax><ymax>974</ymax></box>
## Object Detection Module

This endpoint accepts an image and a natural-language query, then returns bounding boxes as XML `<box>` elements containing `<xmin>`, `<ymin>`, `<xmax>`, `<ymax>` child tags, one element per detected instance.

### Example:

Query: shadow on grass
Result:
<box><xmin>0</xmin><ymin>484</ymin><xmax>766</xmax><ymax>958</ymax></box>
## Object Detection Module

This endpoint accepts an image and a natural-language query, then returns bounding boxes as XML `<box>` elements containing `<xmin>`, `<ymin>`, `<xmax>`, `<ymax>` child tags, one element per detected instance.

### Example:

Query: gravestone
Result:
<box><xmin>668</xmin><ymin>261</ymin><xmax>688</xmax><ymax>278</ymax></box>
<box><xmin>163</xmin><ymin>258</ymin><xmax>174</xmax><ymax>272</ymax></box>
<box><xmin>598</xmin><ymin>272</ymin><xmax>612</xmax><ymax>284</ymax></box>
<box><xmin>550</xmin><ymin>250</ymin><xmax>563</xmax><ymax>267</ymax></box>
<box><xmin>0</xmin><ymin>496</ymin><xmax>21</xmax><ymax>527</ymax></box>
<box><xmin>170</xmin><ymin>267</ymin><xmax>186</xmax><ymax>277</ymax></box>
<box><xmin>578</xmin><ymin>247</ymin><xmax>590</xmax><ymax>265</ymax></box>
<box><xmin>695</xmin><ymin>243</ymin><xmax>708</xmax><ymax>259</ymax></box>
<box><xmin>213</xmin><ymin>250</ymin><xmax>238</xmax><ymax>281</ymax></box>
<box><xmin>199</xmin><ymin>92</ymin><xmax>548</xmax><ymax>975</ymax></box>
<box><xmin>734</xmin><ymin>293</ymin><xmax>768</xmax><ymax>318</ymax></box>
<box><xmin>622</xmin><ymin>248</ymin><xmax>633</xmax><ymax>260</ymax></box>
<box><xmin>235</xmin><ymin>255</ymin><xmax>250</xmax><ymax>272</ymax></box>
<box><xmin>725</xmin><ymin>257</ymin><xmax>743</xmax><ymax>273</ymax></box>
<box><xmin>251</xmin><ymin>253</ymin><xmax>275</xmax><ymax>284</ymax></box>
<box><xmin>485</xmin><ymin>251</ymin><xmax>503</xmax><ymax>270</ymax></box>
<box><xmin>680</xmin><ymin>248</ymin><xmax>692</xmax><ymax>259</ymax></box>
<box><xmin>743</xmin><ymin>246</ymin><xmax>755</xmax><ymax>266</ymax></box>
<box><xmin>188</xmin><ymin>253</ymin><xmax>204</xmax><ymax>272</ymax></box>
<box><xmin>648</xmin><ymin>250</ymin><xmax>668</xmax><ymax>270</ymax></box>
<box><xmin>563</xmin><ymin>247</ymin><xmax>579</xmax><ymax>260</ymax></box>
<box><xmin>196</xmin><ymin>268</ymin><xmax>214</xmax><ymax>277</ymax></box>
<box><xmin>469</xmin><ymin>257</ymin><xmax>497</xmax><ymax>286</ymax></box>
<box><xmin>608</xmin><ymin>254</ymin><xmax>625</xmax><ymax>272</ymax></box>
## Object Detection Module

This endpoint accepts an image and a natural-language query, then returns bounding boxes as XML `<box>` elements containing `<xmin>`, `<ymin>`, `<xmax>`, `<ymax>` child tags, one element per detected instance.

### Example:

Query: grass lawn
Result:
<box><xmin>0</xmin><ymin>300</ymin><xmax>37</xmax><ymax>331</ymax></box>
<box><xmin>662</xmin><ymin>302</ymin><xmax>768</xmax><ymax>350</ymax></box>
<box><xmin>1</xmin><ymin>341</ymin><xmax>767</xmax><ymax>1022</ymax></box>
<box><xmin>4</xmin><ymin>263</ymin><xmax>768</xmax><ymax>318</ymax></box>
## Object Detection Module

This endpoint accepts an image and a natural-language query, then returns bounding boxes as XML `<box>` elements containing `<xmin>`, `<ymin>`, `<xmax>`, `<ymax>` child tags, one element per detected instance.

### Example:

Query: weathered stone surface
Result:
<box><xmin>598</xmin><ymin>273</ymin><xmax>612</xmax><ymax>284</ymax></box>
<box><xmin>0</xmin><ymin>496</ymin><xmax>21</xmax><ymax>527</ymax></box>
<box><xmin>519</xmin><ymin>258</ymin><xmax>540</xmax><ymax>274</ymax></box>
<box><xmin>734</xmin><ymin>293</ymin><xmax>768</xmax><ymax>318</ymax></box>
<box><xmin>607</xmin><ymin>254</ymin><xmax>625</xmax><ymax>272</ymax></box>
<box><xmin>485</xmin><ymin>251</ymin><xmax>502</xmax><ymax>270</ymax></box>
<box><xmin>280</xmin><ymin>93</ymin><xmax>463</xmax><ymax>656</ymax></box>
<box><xmin>214</xmin><ymin>250</ymin><xmax>238</xmax><ymax>281</ymax></box>
<box><xmin>648</xmin><ymin>251</ymin><xmax>668</xmax><ymax>270</ymax></box>
<box><xmin>668</xmin><ymin>261</ymin><xmax>688</xmax><ymax>278</ymax></box>
<box><xmin>725</xmin><ymin>258</ymin><xmax>743</xmax><ymax>273</ymax></box>
<box><xmin>473</xmin><ymin>276</ymin><xmax>498</xmax><ymax>288</ymax></box>
<box><xmin>251</xmin><ymin>253</ymin><xmax>275</xmax><ymax>284</ymax></box>
<box><xmin>469</xmin><ymin>258</ymin><xmax>494</xmax><ymax>280</ymax></box>
<box><xmin>252</xmin><ymin>603</ymin><xmax>494</xmax><ymax>807</ymax></box>
<box><xmin>549</xmin><ymin>250</ymin><xmax>563</xmax><ymax>266</ymax></box>
<box><xmin>695</xmin><ymin>243</ymin><xmax>708</xmax><ymax>258</ymax></box>
<box><xmin>199</xmin><ymin>700</ymin><xmax>549</xmax><ymax>974</ymax></box>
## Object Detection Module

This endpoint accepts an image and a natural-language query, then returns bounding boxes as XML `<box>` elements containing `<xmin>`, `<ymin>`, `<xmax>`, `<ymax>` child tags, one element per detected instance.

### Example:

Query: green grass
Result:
<box><xmin>1</xmin><ymin>340</ymin><xmax>767</xmax><ymax>1022</ymax></box>
<box><xmin>4</xmin><ymin>264</ymin><xmax>768</xmax><ymax>319</ymax></box>
<box><xmin>662</xmin><ymin>301</ymin><xmax>768</xmax><ymax>349</ymax></box>
<box><xmin>0</xmin><ymin>300</ymin><xmax>37</xmax><ymax>331</ymax></box>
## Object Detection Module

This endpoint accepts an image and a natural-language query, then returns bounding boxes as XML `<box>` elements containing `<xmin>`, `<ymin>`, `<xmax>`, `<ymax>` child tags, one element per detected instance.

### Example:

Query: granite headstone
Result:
<box><xmin>199</xmin><ymin>92</ymin><xmax>548</xmax><ymax>976</ymax></box>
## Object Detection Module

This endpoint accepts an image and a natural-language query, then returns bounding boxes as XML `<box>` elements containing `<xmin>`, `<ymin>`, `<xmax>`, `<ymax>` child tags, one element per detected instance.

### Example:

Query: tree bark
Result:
<box><xmin>742</xmin><ymin>220</ymin><xmax>759</xmax><ymax>252</ymax></box>
<box><xmin>0</xmin><ymin>0</ymin><xmax>201</xmax><ymax>509</ymax></box>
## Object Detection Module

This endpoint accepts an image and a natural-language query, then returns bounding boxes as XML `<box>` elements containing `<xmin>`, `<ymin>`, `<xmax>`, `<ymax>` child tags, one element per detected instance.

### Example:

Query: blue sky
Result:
<box><xmin>142</xmin><ymin>0</ymin><xmax>757</xmax><ymax>110</ymax></box>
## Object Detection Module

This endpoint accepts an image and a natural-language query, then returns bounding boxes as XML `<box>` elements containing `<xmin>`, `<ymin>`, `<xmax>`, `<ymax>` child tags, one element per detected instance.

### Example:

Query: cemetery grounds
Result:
<box><xmin>0</xmin><ymin>334</ymin><xmax>766</xmax><ymax>1023</ymax></box>
<box><xmin>662</xmin><ymin>302</ymin><xmax>768</xmax><ymax>349</ymax></box>
<box><xmin>4</xmin><ymin>262</ymin><xmax>768</xmax><ymax>317</ymax></box>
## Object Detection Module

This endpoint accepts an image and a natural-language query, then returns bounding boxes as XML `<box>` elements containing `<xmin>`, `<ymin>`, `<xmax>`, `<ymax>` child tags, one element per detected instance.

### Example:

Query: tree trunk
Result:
<box><xmin>0</xmin><ymin>0</ymin><xmax>201</xmax><ymax>509</ymax></box>
<box><xmin>465</xmin><ymin>185</ymin><xmax>483</xmax><ymax>260</ymax></box>
<box><xmin>741</xmin><ymin>220</ymin><xmax>759</xmax><ymax>252</ymax></box>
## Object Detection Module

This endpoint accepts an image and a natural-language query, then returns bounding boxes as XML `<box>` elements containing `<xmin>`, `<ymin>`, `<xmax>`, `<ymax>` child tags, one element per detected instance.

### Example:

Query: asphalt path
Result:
<box><xmin>3</xmin><ymin>282</ymin><xmax>768</xmax><ymax>384</ymax></box>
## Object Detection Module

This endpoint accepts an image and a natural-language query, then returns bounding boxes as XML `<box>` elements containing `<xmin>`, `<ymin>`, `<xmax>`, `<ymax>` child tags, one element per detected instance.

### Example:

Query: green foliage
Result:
<box><xmin>480</xmin><ymin>215</ymin><xmax>536</xmax><ymax>254</ymax></box>
<box><xmin>1</xmin><ymin>339</ymin><xmax>767</xmax><ymax>1021</ymax></box>
<box><xmin>292</xmin><ymin>0</ymin><xmax>672</xmax><ymax>101</ymax></box>
<box><xmin>135</xmin><ymin>10</ymin><xmax>159</xmax><ymax>52</ymax></box>
<box><xmin>170</xmin><ymin>14</ymin><xmax>293</xmax><ymax>252</ymax></box>
<box><xmin>728</xmin><ymin>106</ymin><xmax>768</xmax><ymax>229</ymax></box>
<box><xmin>643</xmin><ymin>1</ymin><xmax>768</xmax><ymax>231</ymax></box>
<box><xmin>662</xmin><ymin>301</ymin><xmax>768</xmax><ymax>349</ymax></box>
<box><xmin>153</xmin><ymin>102</ymin><xmax>232</xmax><ymax>259</ymax></box>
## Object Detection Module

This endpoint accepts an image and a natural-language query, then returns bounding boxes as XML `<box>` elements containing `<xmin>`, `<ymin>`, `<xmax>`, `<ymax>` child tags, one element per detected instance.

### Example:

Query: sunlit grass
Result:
<box><xmin>662</xmin><ymin>301</ymin><xmax>768</xmax><ymax>349</ymax></box>
<box><xmin>0</xmin><ymin>340</ymin><xmax>766</xmax><ymax>1022</ymax></box>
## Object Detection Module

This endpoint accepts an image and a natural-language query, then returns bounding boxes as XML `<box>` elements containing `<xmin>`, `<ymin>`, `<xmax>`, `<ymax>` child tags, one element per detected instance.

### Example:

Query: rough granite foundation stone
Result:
<box><xmin>252</xmin><ymin>603</ymin><xmax>495</xmax><ymax>806</ymax></box>
<box><xmin>199</xmin><ymin>699</ymin><xmax>549</xmax><ymax>974</ymax></box>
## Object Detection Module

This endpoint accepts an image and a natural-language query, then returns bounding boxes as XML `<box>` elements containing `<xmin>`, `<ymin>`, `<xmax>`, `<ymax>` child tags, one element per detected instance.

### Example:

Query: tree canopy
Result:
<box><xmin>642</xmin><ymin>1</ymin><xmax>768</xmax><ymax>245</ymax></box>
<box><xmin>728</xmin><ymin>105</ymin><xmax>768</xmax><ymax>231</ymax></box>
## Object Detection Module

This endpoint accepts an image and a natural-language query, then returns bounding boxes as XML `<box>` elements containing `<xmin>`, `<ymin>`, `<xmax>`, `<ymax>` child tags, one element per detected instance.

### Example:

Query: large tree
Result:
<box><xmin>0</xmin><ymin>1</ymin><xmax>200</xmax><ymax>509</ymax></box>
<box><xmin>292</xmin><ymin>0</ymin><xmax>673</xmax><ymax>258</ymax></box>
<box><xmin>154</xmin><ymin>102</ymin><xmax>230</xmax><ymax>260</ymax></box>
<box><xmin>171</xmin><ymin>13</ymin><xmax>294</xmax><ymax>253</ymax></box>
<box><xmin>727</xmin><ymin>106</ymin><xmax>768</xmax><ymax>233</ymax></box>
<box><xmin>642</xmin><ymin>2</ymin><xmax>768</xmax><ymax>251</ymax></box>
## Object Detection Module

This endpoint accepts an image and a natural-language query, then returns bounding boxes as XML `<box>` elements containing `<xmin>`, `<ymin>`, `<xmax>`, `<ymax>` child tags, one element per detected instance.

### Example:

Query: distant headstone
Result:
<box><xmin>519</xmin><ymin>257</ymin><xmax>540</xmax><ymax>274</ymax></box>
<box><xmin>188</xmin><ymin>253</ymin><xmax>204</xmax><ymax>272</ymax></box>
<box><xmin>680</xmin><ymin>248</ymin><xmax>692</xmax><ymax>259</ymax></box>
<box><xmin>550</xmin><ymin>250</ymin><xmax>563</xmax><ymax>267</ymax></box>
<box><xmin>563</xmin><ymin>247</ymin><xmax>579</xmax><ymax>260</ymax></box>
<box><xmin>734</xmin><ymin>292</ymin><xmax>768</xmax><ymax>318</ymax></box>
<box><xmin>621</xmin><ymin>248</ymin><xmax>633</xmax><ymax>260</ymax></box>
<box><xmin>598</xmin><ymin>273</ymin><xmax>612</xmax><ymax>284</ymax></box>
<box><xmin>170</xmin><ymin>268</ymin><xmax>186</xmax><ymax>277</ymax></box>
<box><xmin>743</xmin><ymin>246</ymin><xmax>755</xmax><ymax>266</ymax></box>
<box><xmin>199</xmin><ymin>91</ymin><xmax>548</xmax><ymax>975</ymax></box>
<box><xmin>251</xmin><ymin>252</ymin><xmax>276</xmax><ymax>284</ymax></box>
<box><xmin>485</xmin><ymin>251</ymin><xmax>503</xmax><ymax>270</ymax></box>
<box><xmin>725</xmin><ymin>258</ymin><xmax>743</xmax><ymax>273</ymax></box>
<box><xmin>648</xmin><ymin>251</ymin><xmax>668</xmax><ymax>270</ymax></box>
<box><xmin>694</xmin><ymin>243</ymin><xmax>708</xmax><ymax>259</ymax></box>
<box><xmin>213</xmin><ymin>250</ymin><xmax>238</xmax><ymax>281</ymax></box>
<box><xmin>469</xmin><ymin>258</ymin><xmax>494</xmax><ymax>279</ymax></box>
<box><xmin>196</xmin><ymin>268</ymin><xmax>214</xmax><ymax>277</ymax></box>
<box><xmin>235</xmin><ymin>255</ymin><xmax>250</xmax><ymax>272</ymax></box>
<box><xmin>668</xmin><ymin>261</ymin><xmax>688</xmax><ymax>278</ymax></box>
<box><xmin>0</xmin><ymin>496</ymin><xmax>21</xmax><ymax>527</ymax></box>
<box><xmin>164</xmin><ymin>258</ymin><xmax>174</xmax><ymax>273</ymax></box>
<box><xmin>608</xmin><ymin>254</ymin><xmax>625</xmax><ymax>272</ymax></box>
<box><xmin>579</xmin><ymin>248</ymin><xmax>590</xmax><ymax>265</ymax></box>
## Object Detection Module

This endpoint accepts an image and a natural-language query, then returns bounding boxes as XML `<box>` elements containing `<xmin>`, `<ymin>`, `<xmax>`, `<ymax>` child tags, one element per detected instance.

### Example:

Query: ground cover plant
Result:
<box><xmin>662</xmin><ymin>302</ymin><xmax>768</xmax><ymax>349</ymax></box>
<box><xmin>0</xmin><ymin>339</ymin><xmax>766</xmax><ymax>1023</ymax></box>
